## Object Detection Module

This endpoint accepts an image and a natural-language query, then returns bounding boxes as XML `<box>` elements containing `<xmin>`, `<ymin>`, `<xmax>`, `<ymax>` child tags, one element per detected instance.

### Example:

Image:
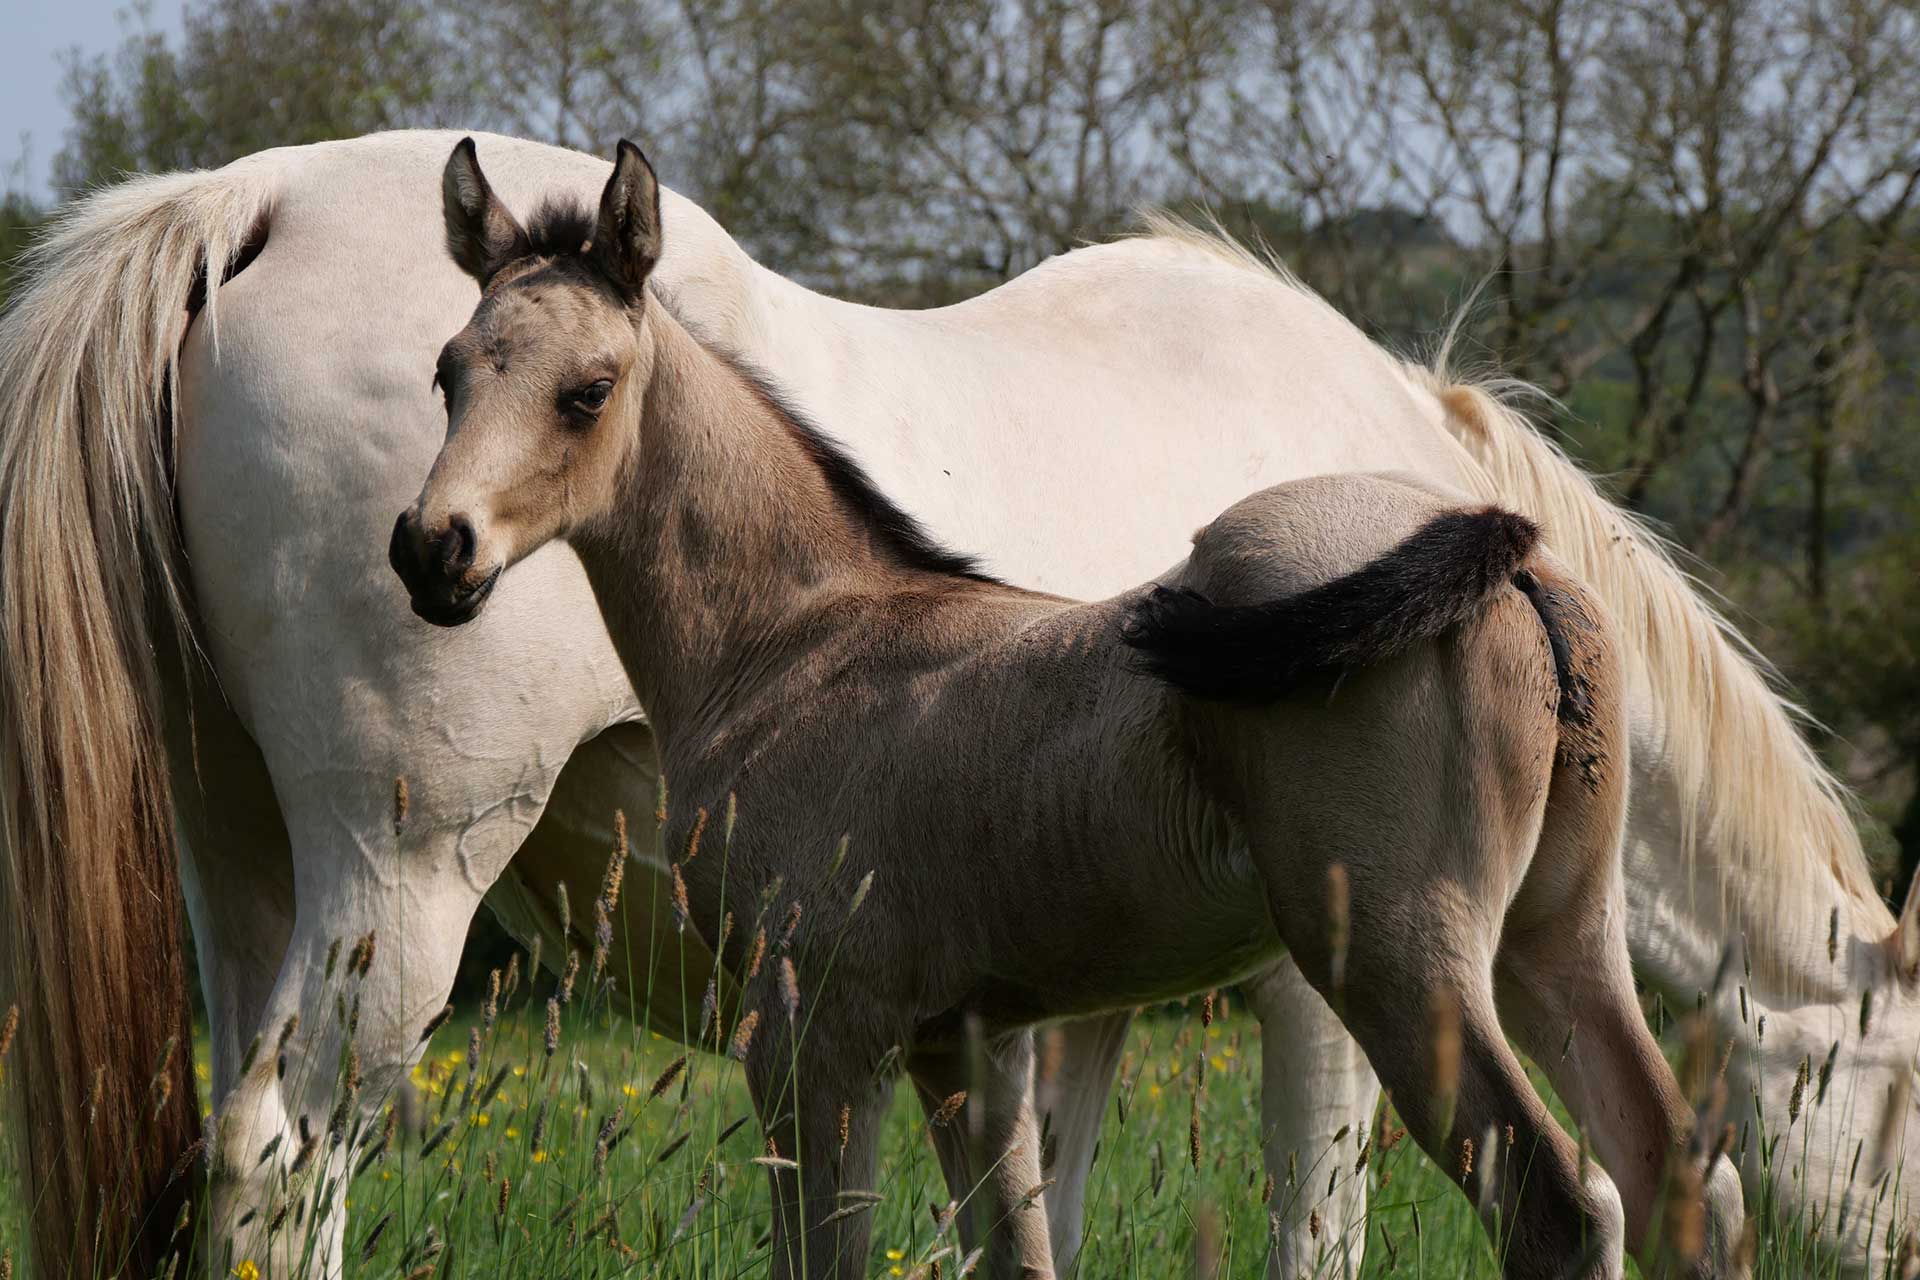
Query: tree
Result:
<box><xmin>54</xmin><ymin>0</ymin><xmax>456</xmax><ymax>194</ymax></box>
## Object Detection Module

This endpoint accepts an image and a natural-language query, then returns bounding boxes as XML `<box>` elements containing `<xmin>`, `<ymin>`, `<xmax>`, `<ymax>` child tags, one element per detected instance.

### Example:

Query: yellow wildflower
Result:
<box><xmin>233</xmin><ymin>1263</ymin><xmax>260</xmax><ymax>1280</ymax></box>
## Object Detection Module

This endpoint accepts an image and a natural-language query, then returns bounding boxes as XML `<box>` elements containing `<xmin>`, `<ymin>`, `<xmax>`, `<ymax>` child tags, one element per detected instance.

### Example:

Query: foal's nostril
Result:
<box><xmin>440</xmin><ymin>513</ymin><xmax>477</xmax><ymax>575</ymax></box>
<box><xmin>388</xmin><ymin>512</ymin><xmax>417</xmax><ymax>582</ymax></box>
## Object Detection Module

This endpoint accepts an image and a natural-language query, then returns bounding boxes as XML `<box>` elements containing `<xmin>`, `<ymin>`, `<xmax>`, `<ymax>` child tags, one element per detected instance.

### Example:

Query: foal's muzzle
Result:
<box><xmin>389</xmin><ymin>510</ymin><xmax>500</xmax><ymax>627</ymax></box>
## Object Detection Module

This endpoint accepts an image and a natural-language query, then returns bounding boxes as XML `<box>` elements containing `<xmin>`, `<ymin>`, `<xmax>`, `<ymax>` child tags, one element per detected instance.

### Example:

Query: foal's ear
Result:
<box><xmin>442</xmin><ymin>137</ymin><xmax>530</xmax><ymax>287</ymax></box>
<box><xmin>590</xmin><ymin>140</ymin><xmax>663</xmax><ymax>303</ymax></box>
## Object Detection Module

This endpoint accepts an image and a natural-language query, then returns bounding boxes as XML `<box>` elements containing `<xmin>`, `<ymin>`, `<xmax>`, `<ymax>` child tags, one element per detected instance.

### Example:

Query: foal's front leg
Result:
<box><xmin>746</xmin><ymin>1003</ymin><xmax>897</xmax><ymax>1280</ymax></box>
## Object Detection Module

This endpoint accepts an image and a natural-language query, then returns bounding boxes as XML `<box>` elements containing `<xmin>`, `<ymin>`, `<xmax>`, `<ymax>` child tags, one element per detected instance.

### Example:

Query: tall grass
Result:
<box><xmin>0</xmin><ymin>845</ymin><xmax>1913</xmax><ymax>1277</ymax></box>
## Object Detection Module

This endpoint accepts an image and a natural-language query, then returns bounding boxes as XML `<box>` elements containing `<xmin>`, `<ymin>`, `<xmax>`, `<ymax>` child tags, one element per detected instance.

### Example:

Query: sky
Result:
<box><xmin>2</xmin><ymin>1</ymin><xmax>188</xmax><ymax>197</ymax></box>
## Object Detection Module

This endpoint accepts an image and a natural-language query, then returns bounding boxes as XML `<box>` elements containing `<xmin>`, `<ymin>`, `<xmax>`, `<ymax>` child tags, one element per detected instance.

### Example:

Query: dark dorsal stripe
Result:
<box><xmin>701</xmin><ymin>344</ymin><xmax>1000</xmax><ymax>584</ymax></box>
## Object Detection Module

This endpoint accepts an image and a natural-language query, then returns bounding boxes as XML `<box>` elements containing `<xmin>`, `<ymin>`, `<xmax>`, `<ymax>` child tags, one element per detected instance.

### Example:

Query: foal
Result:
<box><xmin>391</xmin><ymin>139</ymin><xmax>1744</xmax><ymax>1280</ymax></box>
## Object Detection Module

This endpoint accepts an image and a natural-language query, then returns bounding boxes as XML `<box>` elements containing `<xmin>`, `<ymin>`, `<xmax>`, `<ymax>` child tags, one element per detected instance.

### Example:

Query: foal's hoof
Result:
<box><xmin>1574</xmin><ymin>1164</ymin><xmax>1627</xmax><ymax>1280</ymax></box>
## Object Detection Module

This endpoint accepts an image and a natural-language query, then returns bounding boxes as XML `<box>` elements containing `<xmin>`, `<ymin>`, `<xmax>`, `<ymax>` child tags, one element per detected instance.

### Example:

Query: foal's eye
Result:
<box><xmin>569</xmin><ymin>380</ymin><xmax>614</xmax><ymax>415</ymax></box>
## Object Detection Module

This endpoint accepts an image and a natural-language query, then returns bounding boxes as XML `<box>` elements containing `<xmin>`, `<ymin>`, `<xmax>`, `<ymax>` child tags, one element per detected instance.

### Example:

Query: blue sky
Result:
<box><xmin>3</xmin><ymin>1</ymin><xmax>188</xmax><ymax>196</ymax></box>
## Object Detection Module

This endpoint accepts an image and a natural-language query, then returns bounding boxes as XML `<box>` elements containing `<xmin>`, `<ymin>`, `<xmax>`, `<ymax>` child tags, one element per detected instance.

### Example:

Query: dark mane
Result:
<box><xmin>709</xmin><ymin>345</ymin><xmax>1001</xmax><ymax>584</ymax></box>
<box><xmin>508</xmin><ymin>202</ymin><xmax>999</xmax><ymax>585</ymax></box>
<box><xmin>525</xmin><ymin>198</ymin><xmax>597</xmax><ymax>259</ymax></box>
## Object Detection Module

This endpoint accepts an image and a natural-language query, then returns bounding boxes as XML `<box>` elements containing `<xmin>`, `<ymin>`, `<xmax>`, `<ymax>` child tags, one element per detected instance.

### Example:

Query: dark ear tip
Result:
<box><xmin>452</xmin><ymin>136</ymin><xmax>478</xmax><ymax>160</ymax></box>
<box><xmin>613</xmin><ymin>139</ymin><xmax>655</xmax><ymax>176</ymax></box>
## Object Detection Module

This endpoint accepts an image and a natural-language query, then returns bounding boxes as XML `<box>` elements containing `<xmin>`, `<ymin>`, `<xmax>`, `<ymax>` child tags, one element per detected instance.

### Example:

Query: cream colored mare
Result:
<box><xmin>393</xmin><ymin>136</ymin><xmax>1743</xmax><ymax>1280</ymax></box>
<box><xmin>0</xmin><ymin>128</ymin><xmax>1911</xmax><ymax>1275</ymax></box>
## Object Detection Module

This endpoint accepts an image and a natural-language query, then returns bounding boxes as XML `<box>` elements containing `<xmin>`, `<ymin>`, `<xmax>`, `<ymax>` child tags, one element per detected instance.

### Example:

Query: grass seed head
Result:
<box><xmin>671</xmin><ymin>864</ymin><xmax>691</xmax><ymax>931</ymax></box>
<box><xmin>649</xmin><ymin>1054</ymin><xmax>688</xmax><ymax>1102</ymax></box>
<box><xmin>360</xmin><ymin>1211</ymin><xmax>392</xmax><ymax>1262</ymax></box>
<box><xmin>930</xmin><ymin>1091</ymin><xmax>967</xmax><ymax>1128</ymax></box>
<box><xmin>685</xmin><ymin>806</ymin><xmax>709</xmax><ymax>861</ymax></box>
<box><xmin>730</xmin><ymin>1010</ymin><xmax>761</xmax><ymax>1062</ymax></box>
<box><xmin>419</xmin><ymin>1004</ymin><xmax>452</xmax><ymax>1044</ymax></box>
<box><xmin>780</xmin><ymin>956</ymin><xmax>801</xmax><ymax>1019</ymax></box>
<box><xmin>1188</xmin><ymin>1093</ymin><xmax>1202</xmax><ymax>1169</ymax></box>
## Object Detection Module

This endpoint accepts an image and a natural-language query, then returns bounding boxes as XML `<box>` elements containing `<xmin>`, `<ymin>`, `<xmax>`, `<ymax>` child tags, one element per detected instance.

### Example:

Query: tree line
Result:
<box><xmin>7</xmin><ymin>0</ymin><xmax>1920</xmax><ymax>877</ymax></box>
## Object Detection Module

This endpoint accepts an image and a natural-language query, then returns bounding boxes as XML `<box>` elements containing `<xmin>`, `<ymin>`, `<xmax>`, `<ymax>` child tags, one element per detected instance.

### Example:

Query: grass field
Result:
<box><xmin>1</xmin><ymin>963</ymin><xmax>1899</xmax><ymax>1280</ymax></box>
<box><xmin>0</xmin><ymin>990</ymin><xmax>1504</xmax><ymax>1279</ymax></box>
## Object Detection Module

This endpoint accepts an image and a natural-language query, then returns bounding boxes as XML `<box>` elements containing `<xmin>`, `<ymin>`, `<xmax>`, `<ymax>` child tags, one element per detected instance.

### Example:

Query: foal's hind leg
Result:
<box><xmin>1289</xmin><ymin>889</ymin><xmax>1626</xmax><ymax>1279</ymax></box>
<box><xmin>1496</xmin><ymin>874</ymin><xmax>1745</xmax><ymax>1279</ymax></box>
<box><xmin>1496</xmin><ymin>564</ymin><xmax>1743</xmax><ymax>1278</ymax></box>
<box><xmin>1232</xmin><ymin>661</ymin><xmax>1626</xmax><ymax>1277</ymax></box>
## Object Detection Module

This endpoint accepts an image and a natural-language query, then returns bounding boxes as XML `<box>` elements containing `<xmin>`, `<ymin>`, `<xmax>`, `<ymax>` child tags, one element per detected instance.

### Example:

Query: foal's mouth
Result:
<box><xmin>407</xmin><ymin>563</ymin><xmax>501</xmax><ymax>627</ymax></box>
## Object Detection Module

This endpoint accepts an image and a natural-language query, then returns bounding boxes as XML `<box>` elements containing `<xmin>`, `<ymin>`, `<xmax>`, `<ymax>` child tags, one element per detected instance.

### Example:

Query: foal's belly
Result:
<box><xmin>959</xmin><ymin>838</ymin><xmax>1281</xmax><ymax>1030</ymax></box>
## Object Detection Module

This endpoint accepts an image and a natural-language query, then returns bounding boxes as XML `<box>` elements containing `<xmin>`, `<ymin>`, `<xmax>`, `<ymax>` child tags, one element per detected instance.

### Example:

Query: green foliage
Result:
<box><xmin>0</xmin><ymin>195</ymin><xmax>45</xmax><ymax>312</ymax></box>
<box><xmin>53</xmin><ymin>0</ymin><xmax>455</xmax><ymax>196</ymax></box>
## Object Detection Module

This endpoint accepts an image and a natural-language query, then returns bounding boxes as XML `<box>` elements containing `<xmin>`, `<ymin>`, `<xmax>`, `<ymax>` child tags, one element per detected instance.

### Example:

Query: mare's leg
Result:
<box><xmin>180</xmin><ymin>229</ymin><xmax>652</xmax><ymax>1271</ymax></box>
<box><xmin>160</xmin><ymin>639</ymin><xmax>297</xmax><ymax>1110</ymax></box>
<box><xmin>911</xmin><ymin>1030</ymin><xmax>1056</xmax><ymax>1278</ymax></box>
<box><xmin>1242</xmin><ymin>959</ymin><xmax>1380</xmax><ymax>1279</ymax></box>
<box><xmin>1030</xmin><ymin>1012</ymin><xmax>1133</xmax><ymax>1273</ymax></box>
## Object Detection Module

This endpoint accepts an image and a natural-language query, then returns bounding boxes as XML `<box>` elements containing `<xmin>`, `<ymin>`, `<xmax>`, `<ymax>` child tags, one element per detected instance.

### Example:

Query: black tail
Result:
<box><xmin>1123</xmin><ymin>507</ymin><xmax>1540</xmax><ymax>703</ymax></box>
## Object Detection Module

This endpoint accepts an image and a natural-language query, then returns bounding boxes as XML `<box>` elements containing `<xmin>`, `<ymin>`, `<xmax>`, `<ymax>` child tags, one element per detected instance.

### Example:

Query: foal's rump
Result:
<box><xmin>1116</xmin><ymin>482</ymin><xmax>1742</xmax><ymax>1276</ymax></box>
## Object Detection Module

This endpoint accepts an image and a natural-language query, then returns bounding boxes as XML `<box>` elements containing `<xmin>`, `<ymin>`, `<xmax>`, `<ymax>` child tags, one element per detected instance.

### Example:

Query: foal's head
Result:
<box><xmin>391</xmin><ymin>138</ymin><xmax>663</xmax><ymax>626</ymax></box>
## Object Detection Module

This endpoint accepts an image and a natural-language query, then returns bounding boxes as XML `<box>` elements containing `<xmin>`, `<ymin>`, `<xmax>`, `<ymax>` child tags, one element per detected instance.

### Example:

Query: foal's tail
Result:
<box><xmin>1122</xmin><ymin>507</ymin><xmax>1539</xmax><ymax>702</ymax></box>
<box><xmin>0</xmin><ymin>163</ymin><xmax>274</xmax><ymax>1275</ymax></box>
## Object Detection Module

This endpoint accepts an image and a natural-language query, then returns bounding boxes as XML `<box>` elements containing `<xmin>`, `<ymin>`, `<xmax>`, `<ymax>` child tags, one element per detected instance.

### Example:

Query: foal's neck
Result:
<box><xmin>568</xmin><ymin>303</ymin><xmax>968</xmax><ymax>737</ymax></box>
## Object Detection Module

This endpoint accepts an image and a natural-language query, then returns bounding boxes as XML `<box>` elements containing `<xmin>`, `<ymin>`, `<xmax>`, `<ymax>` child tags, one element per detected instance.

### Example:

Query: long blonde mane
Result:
<box><xmin>1137</xmin><ymin>210</ymin><xmax>1888</xmax><ymax>975</ymax></box>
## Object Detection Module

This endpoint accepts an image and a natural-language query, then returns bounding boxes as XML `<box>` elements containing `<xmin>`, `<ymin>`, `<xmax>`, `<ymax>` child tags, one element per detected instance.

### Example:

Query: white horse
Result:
<box><xmin>0</xmin><ymin>129</ymin><xmax>1912</xmax><ymax>1277</ymax></box>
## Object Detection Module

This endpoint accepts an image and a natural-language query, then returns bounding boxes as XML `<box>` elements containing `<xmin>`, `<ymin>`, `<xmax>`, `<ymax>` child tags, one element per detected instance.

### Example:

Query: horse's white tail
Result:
<box><xmin>0</xmin><ymin>164</ymin><xmax>274</xmax><ymax>1276</ymax></box>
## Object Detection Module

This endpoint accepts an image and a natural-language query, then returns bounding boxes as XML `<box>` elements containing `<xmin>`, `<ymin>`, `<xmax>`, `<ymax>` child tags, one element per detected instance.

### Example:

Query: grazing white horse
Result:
<box><xmin>0</xmin><ymin>128</ymin><xmax>1911</xmax><ymax>1276</ymax></box>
